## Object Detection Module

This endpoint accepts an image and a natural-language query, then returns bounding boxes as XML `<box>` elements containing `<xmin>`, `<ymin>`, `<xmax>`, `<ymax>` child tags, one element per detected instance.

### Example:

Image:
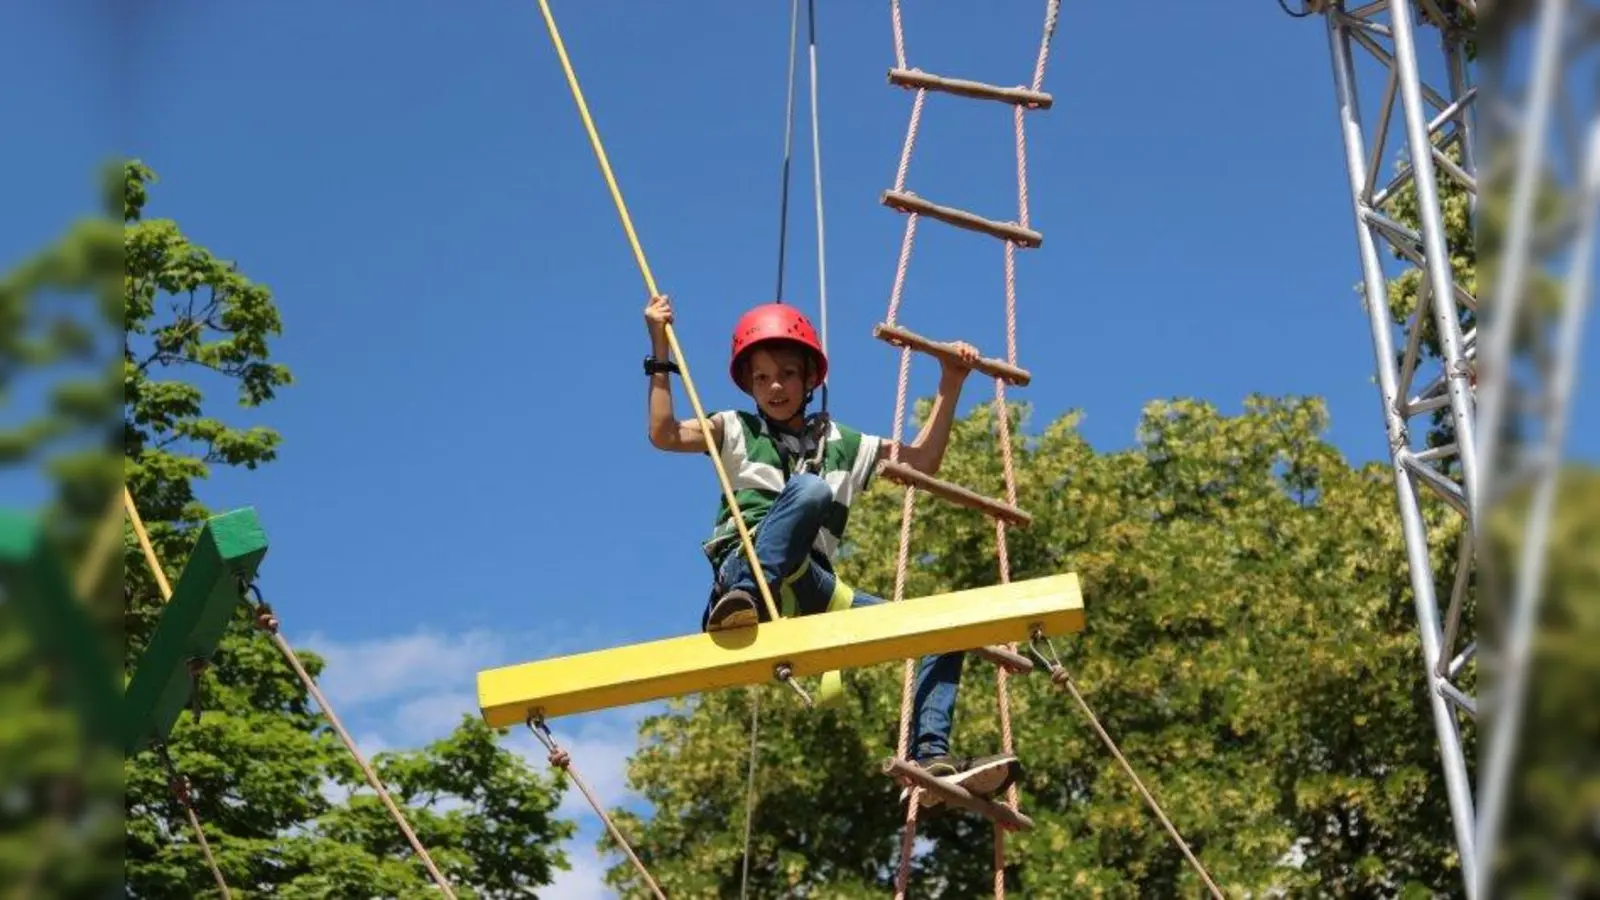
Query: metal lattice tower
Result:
<box><xmin>1319</xmin><ymin>1</ymin><xmax>1599</xmax><ymax>897</ymax></box>
<box><xmin>1319</xmin><ymin>0</ymin><xmax>1481</xmax><ymax>894</ymax></box>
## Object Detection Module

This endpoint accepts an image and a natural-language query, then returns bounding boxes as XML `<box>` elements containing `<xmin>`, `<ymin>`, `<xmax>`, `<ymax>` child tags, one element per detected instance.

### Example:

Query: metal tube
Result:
<box><xmin>1387</xmin><ymin>0</ymin><xmax>1480</xmax><ymax>512</ymax></box>
<box><xmin>1442</xmin><ymin>27</ymin><xmax>1478</xmax><ymax>220</ymax></box>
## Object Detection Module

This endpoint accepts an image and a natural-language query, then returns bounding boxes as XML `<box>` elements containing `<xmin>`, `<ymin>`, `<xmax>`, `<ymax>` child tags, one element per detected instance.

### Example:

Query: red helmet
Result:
<box><xmin>729</xmin><ymin>303</ymin><xmax>828</xmax><ymax>391</ymax></box>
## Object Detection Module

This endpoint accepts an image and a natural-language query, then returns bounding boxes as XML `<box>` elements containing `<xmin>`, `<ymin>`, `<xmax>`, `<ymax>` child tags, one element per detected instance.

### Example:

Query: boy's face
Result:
<box><xmin>744</xmin><ymin>344</ymin><xmax>814</xmax><ymax>421</ymax></box>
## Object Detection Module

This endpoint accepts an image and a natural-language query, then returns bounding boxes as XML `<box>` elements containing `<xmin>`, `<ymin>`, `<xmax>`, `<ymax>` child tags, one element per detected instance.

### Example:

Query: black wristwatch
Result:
<box><xmin>643</xmin><ymin>356</ymin><xmax>680</xmax><ymax>376</ymax></box>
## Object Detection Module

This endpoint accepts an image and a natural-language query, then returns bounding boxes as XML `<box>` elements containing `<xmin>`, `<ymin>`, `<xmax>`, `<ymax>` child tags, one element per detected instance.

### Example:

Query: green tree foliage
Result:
<box><xmin>0</xmin><ymin>162</ymin><xmax>125</xmax><ymax>899</ymax></box>
<box><xmin>119</xmin><ymin>160</ymin><xmax>576</xmax><ymax>897</ymax></box>
<box><xmin>1486</xmin><ymin>467</ymin><xmax>1600</xmax><ymax>895</ymax></box>
<box><xmin>603</xmin><ymin>397</ymin><xmax>1469</xmax><ymax>897</ymax></box>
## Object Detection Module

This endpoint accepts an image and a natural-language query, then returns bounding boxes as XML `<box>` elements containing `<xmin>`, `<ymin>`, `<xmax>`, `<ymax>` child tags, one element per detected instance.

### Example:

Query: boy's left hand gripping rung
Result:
<box><xmin>874</xmin><ymin>323</ymin><xmax>1032</xmax><ymax>387</ymax></box>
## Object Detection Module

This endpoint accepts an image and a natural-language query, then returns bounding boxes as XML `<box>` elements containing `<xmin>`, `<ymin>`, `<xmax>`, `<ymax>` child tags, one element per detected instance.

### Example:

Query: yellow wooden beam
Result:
<box><xmin>477</xmin><ymin>573</ymin><xmax>1085</xmax><ymax>726</ymax></box>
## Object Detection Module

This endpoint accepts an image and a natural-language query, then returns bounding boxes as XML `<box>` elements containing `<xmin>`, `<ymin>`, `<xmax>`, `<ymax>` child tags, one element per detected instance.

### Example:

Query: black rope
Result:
<box><xmin>806</xmin><ymin>0</ymin><xmax>828</xmax><ymax>416</ymax></box>
<box><xmin>773</xmin><ymin>0</ymin><xmax>801</xmax><ymax>303</ymax></box>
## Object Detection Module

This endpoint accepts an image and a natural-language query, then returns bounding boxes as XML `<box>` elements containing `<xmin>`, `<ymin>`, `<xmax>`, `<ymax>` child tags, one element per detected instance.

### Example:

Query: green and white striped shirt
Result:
<box><xmin>702</xmin><ymin>409</ymin><xmax>883</xmax><ymax>567</ymax></box>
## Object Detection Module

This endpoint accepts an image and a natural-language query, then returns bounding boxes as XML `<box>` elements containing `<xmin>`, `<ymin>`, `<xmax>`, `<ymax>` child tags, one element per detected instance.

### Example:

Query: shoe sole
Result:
<box><xmin>948</xmin><ymin>758</ymin><xmax>1018</xmax><ymax>799</ymax></box>
<box><xmin>707</xmin><ymin>594</ymin><xmax>760</xmax><ymax>632</ymax></box>
<box><xmin>902</xmin><ymin>758</ymin><xmax>1018</xmax><ymax>808</ymax></box>
<box><xmin>708</xmin><ymin>609</ymin><xmax>758</xmax><ymax>631</ymax></box>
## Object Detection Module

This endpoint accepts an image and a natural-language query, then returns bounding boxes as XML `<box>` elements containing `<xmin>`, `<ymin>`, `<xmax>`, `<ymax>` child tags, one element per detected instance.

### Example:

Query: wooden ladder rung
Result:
<box><xmin>975</xmin><ymin>644</ymin><xmax>1034</xmax><ymax>674</ymax></box>
<box><xmin>877</xmin><ymin>461</ymin><xmax>1033</xmax><ymax>528</ymax></box>
<box><xmin>882</xmin><ymin>757</ymin><xmax>1034</xmax><ymax>831</ymax></box>
<box><xmin>874</xmin><ymin>322</ymin><xmax>1031</xmax><ymax>387</ymax></box>
<box><xmin>882</xmin><ymin>190</ymin><xmax>1043</xmax><ymax>248</ymax></box>
<box><xmin>888</xmin><ymin>68</ymin><xmax>1053</xmax><ymax>109</ymax></box>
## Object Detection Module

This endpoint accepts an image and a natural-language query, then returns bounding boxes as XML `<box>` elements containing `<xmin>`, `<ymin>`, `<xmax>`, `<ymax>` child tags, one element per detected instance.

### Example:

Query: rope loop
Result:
<box><xmin>239</xmin><ymin>578</ymin><xmax>281</xmax><ymax>633</ymax></box>
<box><xmin>168</xmin><ymin>773</ymin><xmax>193</xmax><ymax>806</ymax></box>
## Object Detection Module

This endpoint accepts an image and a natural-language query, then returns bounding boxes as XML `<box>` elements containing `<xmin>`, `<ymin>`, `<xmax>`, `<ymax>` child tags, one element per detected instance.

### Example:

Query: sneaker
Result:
<box><xmin>706</xmin><ymin>589</ymin><xmax>759</xmax><ymax>632</ymax></box>
<box><xmin>899</xmin><ymin>753</ymin><xmax>1021</xmax><ymax>808</ymax></box>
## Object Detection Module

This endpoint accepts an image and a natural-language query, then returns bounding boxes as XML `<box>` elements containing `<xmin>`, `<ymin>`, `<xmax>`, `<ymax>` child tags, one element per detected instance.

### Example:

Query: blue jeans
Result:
<box><xmin>706</xmin><ymin>472</ymin><xmax>965</xmax><ymax>760</ymax></box>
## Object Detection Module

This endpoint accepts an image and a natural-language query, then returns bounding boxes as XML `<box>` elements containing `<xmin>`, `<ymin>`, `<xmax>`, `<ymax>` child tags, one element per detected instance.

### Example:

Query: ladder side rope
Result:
<box><xmin>1031</xmin><ymin>638</ymin><xmax>1224</xmax><ymax>899</ymax></box>
<box><xmin>121</xmin><ymin>490</ymin><xmax>460</xmax><ymax>899</ymax></box>
<box><xmin>988</xmin><ymin>108</ymin><xmax>1025</xmax><ymax>900</ymax></box>
<box><xmin>533</xmin><ymin>0</ymin><xmax>784</xmax><ymax>628</ymax></box>
<box><xmin>885</xmin><ymin>89</ymin><xmax>929</xmax><ymax>752</ymax></box>
<box><xmin>528</xmin><ymin>717</ymin><xmax>668</xmax><ymax>900</ymax></box>
<box><xmin>990</xmin><ymin>4</ymin><xmax>1060</xmax><ymax>893</ymax></box>
<box><xmin>997</xmin><ymin>18</ymin><xmax>1222</xmax><ymax>893</ymax></box>
<box><xmin>883</xmin><ymin>2</ymin><xmax>932</xmax><ymax>895</ymax></box>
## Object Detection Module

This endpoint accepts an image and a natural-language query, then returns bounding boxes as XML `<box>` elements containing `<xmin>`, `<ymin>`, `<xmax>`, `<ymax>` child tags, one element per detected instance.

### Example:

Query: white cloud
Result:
<box><xmin>394</xmin><ymin>690</ymin><xmax>481</xmax><ymax>742</ymax></box>
<box><xmin>298</xmin><ymin>628</ymin><xmax>518</xmax><ymax>709</ymax></box>
<box><xmin>544</xmin><ymin>834</ymin><xmax>618</xmax><ymax>900</ymax></box>
<box><xmin>294</xmin><ymin>623</ymin><xmax>620</xmax><ymax>748</ymax></box>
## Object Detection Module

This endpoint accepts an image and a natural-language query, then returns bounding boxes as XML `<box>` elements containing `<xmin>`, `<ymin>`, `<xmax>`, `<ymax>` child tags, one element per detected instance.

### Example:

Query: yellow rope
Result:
<box><xmin>125</xmin><ymin>485</ymin><xmax>174</xmax><ymax>601</ymax></box>
<box><xmin>73</xmin><ymin>490</ymin><xmax>125</xmax><ymax>599</ymax></box>
<box><xmin>533</xmin><ymin>0</ymin><xmax>782</xmax><ymax>625</ymax></box>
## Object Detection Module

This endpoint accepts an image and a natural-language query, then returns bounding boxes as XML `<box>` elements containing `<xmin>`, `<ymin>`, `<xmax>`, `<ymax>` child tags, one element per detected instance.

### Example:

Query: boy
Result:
<box><xmin>642</xmin><ymin>294</ymin><xmax>1020</xmax><ymax>806</ymax></box>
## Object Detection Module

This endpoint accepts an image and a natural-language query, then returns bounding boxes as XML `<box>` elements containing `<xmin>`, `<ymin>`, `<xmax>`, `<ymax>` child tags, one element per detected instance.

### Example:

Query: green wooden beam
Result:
<box><xmin>0</xmin><ymin>509</ymin><xmax>121</xmax><ymax>748</ymax></box>
<box><xmin>121</xmin><ymin>508</ymin><xmax>269</xmax><ymax>755</ymax></box>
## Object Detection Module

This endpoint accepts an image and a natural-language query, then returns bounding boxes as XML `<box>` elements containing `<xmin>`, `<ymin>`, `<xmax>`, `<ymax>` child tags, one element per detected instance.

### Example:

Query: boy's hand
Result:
<box><xmin>644</xmin><ymin>294</ymin><xmax>674</xmax><ymax>336</ymax></box>
<box><xmin>939</xmin><ymin>341</ymin><xmax>980</xmax><ymax>383</ymax></box>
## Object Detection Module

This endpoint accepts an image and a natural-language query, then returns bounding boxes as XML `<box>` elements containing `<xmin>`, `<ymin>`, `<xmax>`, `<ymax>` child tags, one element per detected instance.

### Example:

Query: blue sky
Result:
<box><xmin>5</xmin><ymin>2</ymin><xmax>1596</xmax><ymax>897</ymax></box>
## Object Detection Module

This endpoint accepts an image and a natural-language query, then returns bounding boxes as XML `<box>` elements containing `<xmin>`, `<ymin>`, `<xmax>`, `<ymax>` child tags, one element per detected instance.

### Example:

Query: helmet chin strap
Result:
<box><xmin>754</xmin><ymin>372</ymin><xmax>830</xmax><ymax>475</ymax></box>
